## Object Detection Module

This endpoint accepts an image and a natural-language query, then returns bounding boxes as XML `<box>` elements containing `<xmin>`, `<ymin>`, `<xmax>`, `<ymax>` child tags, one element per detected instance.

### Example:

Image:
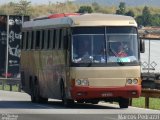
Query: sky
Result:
<box><xmin>0</xmin><ymin>0</ymin><xmax>74</xmax><ymax>5</ymax></box>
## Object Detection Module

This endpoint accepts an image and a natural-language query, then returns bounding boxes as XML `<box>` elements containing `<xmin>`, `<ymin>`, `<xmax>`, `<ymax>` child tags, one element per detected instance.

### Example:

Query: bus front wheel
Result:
<box><xmin>118</xmin><ymin>98</ymin><xmax>129</xmax><ymax>108</ymax></box>
<box><xmin>61</xmin><ymin>82</ymin><xmax>74</xmax><ymax>107</ymax></box>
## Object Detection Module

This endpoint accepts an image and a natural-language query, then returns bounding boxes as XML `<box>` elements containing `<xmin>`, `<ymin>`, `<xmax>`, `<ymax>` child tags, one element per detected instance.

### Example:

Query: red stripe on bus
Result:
<box><xmin>70</xmin><ymin>85</ymin><xmax>141</xmax><ymax>100</ymax></box>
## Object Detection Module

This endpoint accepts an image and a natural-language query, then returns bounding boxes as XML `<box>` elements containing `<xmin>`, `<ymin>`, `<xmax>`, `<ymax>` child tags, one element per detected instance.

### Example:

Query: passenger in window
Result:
<box><xmin>117</xmin><ymin>44</ymin><xmax>128</xmax><ymax>57</ymax></box>
<box><xmin>123</xmin><ymin>43</ymin><xmax>133</xmax><ymax>56</ymax></box>
<box><xmin>74</xmin><ymin>40</ymin><xmax>92</xmax><ymax>63</ymax></box>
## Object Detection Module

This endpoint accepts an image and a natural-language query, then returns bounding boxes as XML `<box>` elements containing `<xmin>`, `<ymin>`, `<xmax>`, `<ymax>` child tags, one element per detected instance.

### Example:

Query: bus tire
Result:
<box><xmin>77</xmin><ymin>100</ymin><xmax>84</xmax><ymax>103</ymax></box>
<box><xmin>91</xmin><ymin>100</ymin><xmax>99</xmax><ymax>104</ymax></box>
<box><xmin>119</xmin><ymin>98</ymin><xmax>129</xmax><ymax>108</ymax></box>
<box><xmin>61</xmin><ymin>82</ymin><xmax>74</xmax><ymax>107</ymax></box>
<box><xmin>30</xmin><ymin>79</ymin><xmax>36</xmax><ymax>103</ymax></box>
<box><xmin>30</xmin><ymin>77</ymin><xmax>48</xmax><ymax>103</ymax></box>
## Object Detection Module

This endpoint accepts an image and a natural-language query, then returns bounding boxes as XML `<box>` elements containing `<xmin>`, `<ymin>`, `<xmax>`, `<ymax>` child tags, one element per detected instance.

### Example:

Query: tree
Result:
<box><xmin>150</xmin><ymin>14</ymin><xmax>160</xmax><ymax>26</ymax></box>
<box><xmin>142</xmin><ymin>6</ymin><xmax>152</xmax><ymax>26</ymax></box>
<box><xmin>125</xmin><ymin>10</ymin><xmax>135</xmax><ymax>17</ymax></box>
<box><xmin>136</xmin><ymin>15</ymin><xmax>143</xmax><ymax>26</ymax></box>
<box><xmin>116</xmin><ymin>2</ymin><xmax>126</xmax><ymax>15</ymax></box>
<box><xmin>92</xmin><ymin>2</ymin><xmax>100</xmax><ymax>12</ymax></box>
<box><xmin>77</xmin><ymin>6</ymin><xmax>93</xmax><ymax>13</ymax></box>
<box><xmin>14</xmin><ymin>0</ymin><xmax>31</xmax><ymax>15</ymax></box>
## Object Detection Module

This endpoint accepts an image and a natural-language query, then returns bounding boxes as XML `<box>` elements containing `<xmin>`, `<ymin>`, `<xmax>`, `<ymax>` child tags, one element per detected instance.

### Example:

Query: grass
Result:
<box><xmin>132</xmin><ymin>97</ymin><xmax>160</xmax><ymax>110</ymax></box>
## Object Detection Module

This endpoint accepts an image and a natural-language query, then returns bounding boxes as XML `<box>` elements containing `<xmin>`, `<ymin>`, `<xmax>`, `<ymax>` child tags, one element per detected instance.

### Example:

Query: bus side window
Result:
<box><xmin>61</xmin><ymin>28</ymin><xmax>67</xmax><ymax>50</ymax></box>
<box><xmin>58</xmin><ymin>29</ymin><xmax>62</xmax><ymax>49</ymax></box>
<box><xmin>26</xmin><ymin>32</ymin><xmax>29</xmax><ymax>50</ymax></box>
<box><xmin>66</xmin><ymin>28</ymin><xmax>71</xmax><ymax>50</ymax></box>
<box><xmin>23</xmin><ymin>32</ymin><xmax>27</xmax><ymax>50</ymax></box>
<box><xmin>41</xmin><ymin>30</ymin><xmax>45</xmax><ymax>49</ymax></box>
<box><xmin>63</xmin><ymin>28</ymin><xmax>67</xmax><ymax>50</ymax></box>
<box><xmin>53</xmin><ymin>29</ymin><xmax>56</xmax><ymax>49</ymax></box>
<box><xmin>55</xmin><ymin>29</ymin><xmax>60</xmax><ymax>49</ymax></box>
<box><xmin>35</xmin><ymin>31</ymin><xmax>40</xmax><ymax>49</ymax></box>
<box><xmin>49</xmin><ymin>29</ymin><xmax>53</xmax><ymax>49</ymax></box>
<box><xmin>31</xmin><ymin>31</ymin><xmax>34</xmax><ymax>49</ymax></box>
<box><xmin>43</xmin><ymin>30</ymin><xmax>47</xmax><ymax>50</ymax></box>
<box><xmin>46</xmin><ymin>30</ymin><xmax>50</xmax><ymax>49</ymax></box>
<box><xmin>28</xmin><ymin>31</ymin><xmax>32</xmax><ymax>50</ymax></box>
<box><xmin>21</xmin><ymin>32</ymin><xmax>25</xmax><ymax>49</ymax></box>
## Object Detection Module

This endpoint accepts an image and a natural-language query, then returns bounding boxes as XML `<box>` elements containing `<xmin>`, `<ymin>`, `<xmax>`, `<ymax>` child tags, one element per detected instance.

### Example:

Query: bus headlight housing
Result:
<box><xmin>76</xmin><ymin>79</ymin><xmax>81</xmax><ymax>85</ymax></box>
<box><xmin>127</xmin><ymin>79</ymin><xmax>132</xmax><ymax>84</ymax></box>
<box><xmin>133</xmin><ymin>79</ymin><xmax>138</xmax><ymax>84</ymax></box>
<box><xmin>126</xmin><ymin>78</ymin><xmax>141</xmax><ymax>85</ymax></box>
<box><xmin>81</xmin><ymin>80</ymin><xmax>89</xmax><ymax>86</ymax></box>
<box><xmin>75</xmin><ymin>79</ymin><xmax>89</xmax><ymax>86</ymax></box>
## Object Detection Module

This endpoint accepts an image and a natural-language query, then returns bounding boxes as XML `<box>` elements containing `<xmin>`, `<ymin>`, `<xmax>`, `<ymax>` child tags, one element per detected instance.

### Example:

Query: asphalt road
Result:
<box><xmin>0</xmin><ymin>90</ymin><xmax>160</xmax><ymax>120</ymax></box>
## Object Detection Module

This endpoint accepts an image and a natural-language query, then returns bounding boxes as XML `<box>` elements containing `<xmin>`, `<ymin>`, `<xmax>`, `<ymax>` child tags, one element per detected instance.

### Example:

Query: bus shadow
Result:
<box><xmin>44</xmin><ymin>100</ymin><xmax>120</xmax><ymax>109</ymax></box>
<box><xmin>0</xmin><ymin>100</ymin><xmax>119</xmax><ymax>109</ymax></box>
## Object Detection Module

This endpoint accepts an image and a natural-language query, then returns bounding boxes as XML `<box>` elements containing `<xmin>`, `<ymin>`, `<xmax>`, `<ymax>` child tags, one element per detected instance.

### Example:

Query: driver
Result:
<box><xmin>74</xmin><ymin>40</ymin><xmax>92</xmax><ymax>63</ymax></box>
<box><xmin>78</xmin><ymin>40</ymin><xmax>91</xmax><ymax>58</ymax></box>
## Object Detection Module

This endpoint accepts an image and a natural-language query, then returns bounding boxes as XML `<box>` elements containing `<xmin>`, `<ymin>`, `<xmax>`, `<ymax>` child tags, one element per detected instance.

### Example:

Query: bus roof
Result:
<box><xmin>22</xmin><ymin>13</ymin><xmax>137</xmax><ymax>30</ymax></box>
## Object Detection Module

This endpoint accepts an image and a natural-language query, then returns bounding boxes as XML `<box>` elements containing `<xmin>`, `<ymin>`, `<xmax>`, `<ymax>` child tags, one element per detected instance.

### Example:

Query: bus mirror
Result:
<box><xmin>140</xmin><ymin>38</ymin><xmax>145</xmax><ymax>53</ymax></box>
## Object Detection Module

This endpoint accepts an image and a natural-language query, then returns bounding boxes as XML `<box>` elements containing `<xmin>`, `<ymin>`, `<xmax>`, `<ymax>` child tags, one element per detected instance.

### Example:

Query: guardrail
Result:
<box><xmin>0</xmin><ymin>78</ymin><xmax>21</xmax><ymax>92</ymax></box>
<box><xmin>129</xmin><ymin>88</ymin><xmax>160</xmax><ymax>108</ymax></box>
<box><xmin>141</xmin><ymin>89</ymin><xmax>160</xmax><ymax>108</ymax></box>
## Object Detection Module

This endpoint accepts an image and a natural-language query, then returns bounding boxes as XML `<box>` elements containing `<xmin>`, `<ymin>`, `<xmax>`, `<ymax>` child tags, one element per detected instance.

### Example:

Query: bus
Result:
<box><xmin>21</xmin><ymin>13</ymin><xmax>144</xmax><ymax>108</ymax></box>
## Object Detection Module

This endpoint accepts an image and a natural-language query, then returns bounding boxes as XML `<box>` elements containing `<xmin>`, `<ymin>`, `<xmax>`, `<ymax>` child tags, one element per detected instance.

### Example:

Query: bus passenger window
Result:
<box><xmin>49</xmin><ymin>30</ymin><xmax>54</xmax><ymax>49</ymax></box>
<box><xmin>31</xmin><ymin>31</ymin><xmax>34</xmax><ymax>49</ymax></box>
<box><xmin>28</xmin><ymin>31</ymin><xmax>31</xmax><ymax>49</ymax></box>
<box><xmin>43</xmin><ymin>30</ymin><xmax>48</xmax><ymax>49</ymax></box>
<box><xmin>41</xmin><ymin>30</ymin><xmax>45</xmax><ymax>49</ymax></box>
<box><xmin>47</xmin><ymin>30</ymin><xmax>50</xmax><ymax>49</ymax></box>
<box><xmin>61</xmin><ymin>29</ymin><xmax>65</xmax><ymax>49</ymax></box>
<box><xmin>21</xmin><ymin>32</ymin><xmax>25</xmax><ymax>49</ymax></box>
<box><xmin>35</xmin><ymin>31</ymin><xmax>40</xmax><ymax>49</ymax></box>
<box><xmin>58</xmin><ymin>29</ymin><xmax>62</xmax><ymax>49</ymax></box>
<box><xmin>26</xmin><ymin>32</ymin><xmax>29</xmax><ymax>49</ymax></box>
<box><xmin>63</xmin><ymin>28</ymin><xmax>69</xmax><ymax>50</ymax></box>
<box><xmin>53</xmin><ymin>30</ymin><xmax>56</xmax><ymax>49</ymax></box>
<box><xmin>62</xmin><ymin>29</ymin><xmax>67</xmax><ymax>49</ymax></box>
<box><xmin>55</xmin><ymin>29</ymin><xmax>60</xmax><ymax>49</ymax></box>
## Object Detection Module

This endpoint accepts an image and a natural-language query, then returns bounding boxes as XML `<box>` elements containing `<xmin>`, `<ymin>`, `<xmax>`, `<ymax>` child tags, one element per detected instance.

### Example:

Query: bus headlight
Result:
<box><xmin>127</xmin><ymin>79</ymin><xmax>132</xmax><ymax>84</ymax></box>
<box><xmin>126</xmin><ymin>78</ymin><xmax>140</xmax><ymax>85</ymax></box>
<box><xmin>133</xmin><ymin>79</ymin><xmax>138</xmax><ymax>84</ymax></box>
<box><xmin>75</xmin><ymin>79</ymin><xmax>89</xmax><ymax>86</ymax></box>
<box><xmin>81</xmin><ymin>80</ymin><xmax>89</xmax><ymax>86</ymax></box>
<box><xmin>76</xmin><ymin>80</ymin><xmax>81</xmax><ymax>85</ymax></box>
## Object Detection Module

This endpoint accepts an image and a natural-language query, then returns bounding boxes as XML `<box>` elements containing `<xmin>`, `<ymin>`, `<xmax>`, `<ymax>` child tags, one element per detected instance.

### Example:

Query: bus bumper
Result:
<box><xmin>70</xmin><ymin>85</ymin><xmax>141</xmax><ymax>100</ymax></box>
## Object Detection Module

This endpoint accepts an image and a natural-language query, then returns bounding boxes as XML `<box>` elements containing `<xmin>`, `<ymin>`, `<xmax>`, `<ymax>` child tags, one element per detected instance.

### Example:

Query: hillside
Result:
<box><xmin>75</xmin><ymin>0</ymin><xmax>160</xmax><ymax>7</ymax></box>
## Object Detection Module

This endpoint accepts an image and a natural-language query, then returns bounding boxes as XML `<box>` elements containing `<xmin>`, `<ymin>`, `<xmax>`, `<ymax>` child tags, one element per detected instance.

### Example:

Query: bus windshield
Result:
<box><xmin>71</xmin><ymin>27</ymin><xmax>139</xmax><ymax>65</ymax></box>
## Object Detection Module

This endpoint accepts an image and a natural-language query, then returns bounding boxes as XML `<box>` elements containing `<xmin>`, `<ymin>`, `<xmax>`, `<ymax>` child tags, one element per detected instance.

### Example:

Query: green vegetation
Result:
<box><xmin>1</xmin><ymin>0</ymin><xmax>160</xmax><ymax>26</ymax></box>
<box><xmin>132</xmin><ymin>97</ymin><xmax>160</xmax><ymax>110</ymax></box>
<box><xmin>77</xmin><ymin>6</ymin><xmax>93</xmax><ymax>13</ymax></box>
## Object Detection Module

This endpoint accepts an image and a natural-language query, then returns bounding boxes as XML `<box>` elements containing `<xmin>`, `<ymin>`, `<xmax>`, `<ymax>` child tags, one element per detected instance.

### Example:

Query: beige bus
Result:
<box><xmin>21</xmin><ymin>13</ymin><xmax>144</xmax><ymax>108</ymax></box>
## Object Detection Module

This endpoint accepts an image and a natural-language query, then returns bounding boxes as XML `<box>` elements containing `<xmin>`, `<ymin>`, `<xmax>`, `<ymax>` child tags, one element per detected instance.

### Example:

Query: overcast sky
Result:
<box><xmin>0</xmin><ymin>0</ymin><xmax>74</xmax><ymax>5</ymax></box>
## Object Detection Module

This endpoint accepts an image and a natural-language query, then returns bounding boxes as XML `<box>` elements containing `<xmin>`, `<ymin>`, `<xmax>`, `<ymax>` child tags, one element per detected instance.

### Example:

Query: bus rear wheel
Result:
<box><xmin>30</xmin><ymin>79</ymin><xmax>48</xmax><ymax>103</ymax></box>
<box><xmin>118</xmin><ymin>98</ymin><xmax>129</xmax><ymax>108</ymax></box>
<box><xmin>61</xmin><ymin>82</ymin><xmax>74</xmax><ymax>107</ymax></box>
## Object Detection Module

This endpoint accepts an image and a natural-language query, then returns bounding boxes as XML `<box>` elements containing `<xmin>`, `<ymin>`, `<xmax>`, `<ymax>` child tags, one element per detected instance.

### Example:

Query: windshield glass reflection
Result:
<box><xmin>71</xmin><ymin>27</ymin><xmax>138</xmax><ymax>65</ymax></box>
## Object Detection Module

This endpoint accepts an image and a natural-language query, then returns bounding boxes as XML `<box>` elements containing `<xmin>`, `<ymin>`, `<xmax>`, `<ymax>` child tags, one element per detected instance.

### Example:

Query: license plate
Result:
<box><xmin>101</xmin><ymin>92</ymin><xmax>113</xmax><ymax>97</ymax></box>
